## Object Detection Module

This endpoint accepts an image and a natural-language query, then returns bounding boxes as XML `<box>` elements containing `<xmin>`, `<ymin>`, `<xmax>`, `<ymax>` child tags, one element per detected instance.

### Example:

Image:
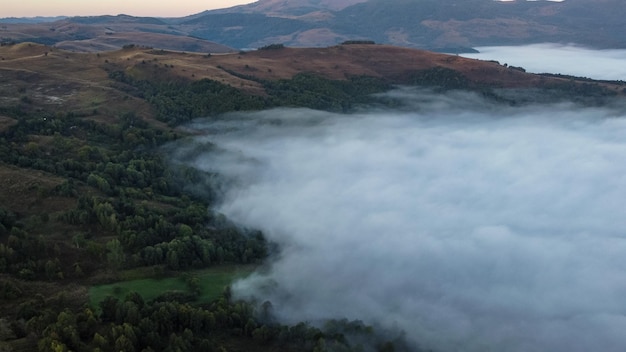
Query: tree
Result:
<box><xmin>44</xmin><ymin>259</ymin><xmax>61</xmax><ymax>281</ymax></box>
<box><xmin>106</xmin><ymin>239</ymin><xmax>125</xmax><ymax>270</ymax></box>
<box><xmin>87</xmin><ymin>173</ymin><xmax>112</xmax><ymax>194</ymax></box>
<box><xmin>95</xmin><ymin>202</ymin><xmax>118</xmax><ymax>231</ymax></box>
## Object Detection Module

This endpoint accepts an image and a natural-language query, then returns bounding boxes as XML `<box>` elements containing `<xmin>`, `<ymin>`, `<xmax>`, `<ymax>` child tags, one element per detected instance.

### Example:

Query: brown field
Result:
<box><xmin>0</xmin><ymin>163</ymin><xmax>73</xmax><ymax>217</ymax></box>
<box><xmin>55</xmin><ymin>31</ymin><xmax>236</xmax><ymax>54</ymax></box>
<box><xmin>0</xmin><ymin>43</ymin><xmax>164</xmax><ymax>125</ymax></box>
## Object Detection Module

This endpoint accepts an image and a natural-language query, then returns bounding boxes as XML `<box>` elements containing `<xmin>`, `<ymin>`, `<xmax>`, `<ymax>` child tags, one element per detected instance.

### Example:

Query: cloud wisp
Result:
<box><xmin>176</xmin><ymin>89</ymin><xmax>626</xmax><ymax>352</ymax></box>
<box><xmin>463</xmin><ymin>44</ymin><xmax>626</xmax><ymax>81</ymax></box>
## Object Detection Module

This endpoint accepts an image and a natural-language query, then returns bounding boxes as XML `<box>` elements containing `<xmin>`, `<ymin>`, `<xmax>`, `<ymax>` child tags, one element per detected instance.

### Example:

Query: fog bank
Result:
<box><xmin>176</xmin><ymin>90</ymin><xmax>626</xmax><ymax>352</ymax></box>
<box><xmin>463</xmin><ymin>44</ymin><xmax>626</xmax><ymax>81</ymax></box>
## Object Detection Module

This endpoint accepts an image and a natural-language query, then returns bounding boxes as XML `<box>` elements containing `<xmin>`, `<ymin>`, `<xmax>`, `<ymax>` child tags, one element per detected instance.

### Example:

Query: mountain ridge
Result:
<box><xmin>1</xmin><ymin>0</ymin><xmax>625</xmax><ymax>52</ymax></box>
<box><xmin>1</xmin><ymin>41</ymin><xmax>621</xmax><ymax>104</ymax></box>
<box><xmin>187</xmin><ymin>0</ymin><xmax>626</xmax><ymax>49</ymax></box>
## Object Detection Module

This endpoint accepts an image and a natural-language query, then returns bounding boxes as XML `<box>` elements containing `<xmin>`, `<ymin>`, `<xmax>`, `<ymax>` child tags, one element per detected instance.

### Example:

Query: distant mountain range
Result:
<box><xmin>0</xmin><ymin>16</ymin><xmax>67</xmax><ymax>24</ymax></box>
<box><xmin>187</xmin><ymin>0</ymin><xmax>625</xmax><ymax>50</ymax></box>
<box><xmin>1</xmin><ymin>0</ymin><xmax>625</xmax><ymax>52</ymax></box>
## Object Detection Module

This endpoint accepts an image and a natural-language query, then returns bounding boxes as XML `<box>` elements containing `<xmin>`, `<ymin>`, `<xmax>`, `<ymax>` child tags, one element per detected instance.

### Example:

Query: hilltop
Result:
<box><xmin>1</xmin><ymin>42</ymin><xmax>622</xmax><ymax>130</ymax></box>
<box><xmin>1</xmin><ymin>42</ymin><xmax>621</xmax><ymax>100</ymax></box>
<box><xmin>0</xmin><ymin>15</ymin><xmax>236</xmax><ymax>53</ymax></box>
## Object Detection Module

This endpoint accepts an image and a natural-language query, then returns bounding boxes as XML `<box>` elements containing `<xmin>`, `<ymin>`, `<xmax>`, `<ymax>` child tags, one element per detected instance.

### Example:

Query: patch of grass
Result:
<box><xmin>89</xmin><ymin>265</ymin><xmax>254</xmax><ymax>306</ymax></box>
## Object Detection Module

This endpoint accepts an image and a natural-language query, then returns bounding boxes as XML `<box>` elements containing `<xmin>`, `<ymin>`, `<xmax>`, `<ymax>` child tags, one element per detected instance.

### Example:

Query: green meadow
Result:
<box><xmin>89</xmin><ymin>265</ymin><xmax>255</xmax><ymax>306</ymax></box>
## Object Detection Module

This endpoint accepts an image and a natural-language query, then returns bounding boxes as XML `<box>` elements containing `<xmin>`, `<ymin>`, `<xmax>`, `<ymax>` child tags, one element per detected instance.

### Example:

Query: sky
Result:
<box><xmin>1</xmin><ymin>0</ymin><xmax>567</xmax><ymax>17</ymax></box>
<box><xmin>2</xmin><ymin>0</ymin><xmax>256</xmax><ymax>18</ymax></box>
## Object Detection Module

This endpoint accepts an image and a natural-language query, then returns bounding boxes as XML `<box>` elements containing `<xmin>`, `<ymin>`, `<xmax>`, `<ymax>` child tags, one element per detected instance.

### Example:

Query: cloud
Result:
<box><xmin>463</xmin><ymin>44</ymin><xmax>626</xmax><ymax>81</ymax></box>
<box><xmin>174</xmin><ymin>89</ymin><xmax>626</xmax><ymax>352</ymax></box>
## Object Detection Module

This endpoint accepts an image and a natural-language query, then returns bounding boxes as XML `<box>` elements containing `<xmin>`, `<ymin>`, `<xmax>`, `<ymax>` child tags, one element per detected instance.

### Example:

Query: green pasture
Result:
<box><xmin>89</xmin><ymin>265</ymin><xmax>255</xmax><ymax>306</ymax></box>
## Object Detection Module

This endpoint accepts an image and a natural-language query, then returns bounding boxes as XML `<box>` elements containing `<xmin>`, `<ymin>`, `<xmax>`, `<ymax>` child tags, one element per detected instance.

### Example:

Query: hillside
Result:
<box><xmin>204</xmin><ymin>0</ymin><xmax>368</xmax><ymax>15</ymax></box>
<box><xmin>0</xmin><ymin>15</ymin><xmax>236</xmax><ymax>53</ymax></box>
<box><xmin>1</xmin><ymin>42</ymin><xmax>620</xmax><ymax>104</ymax></box>
<box><xmin>184</xmin><ymin>0</ymin><xmax>626</xmax><ymax>50</ymax></box>
<box><xmin>0</xmin><ymin>42</ymin><xmax>623</xmax><ymax>351</ymax></box>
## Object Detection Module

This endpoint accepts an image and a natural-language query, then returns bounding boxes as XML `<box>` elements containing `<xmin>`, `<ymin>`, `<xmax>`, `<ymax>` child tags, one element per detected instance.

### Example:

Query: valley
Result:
<box><xmin>1</xmin><ymin>4</ymin><xmax>626</xmax><ymax>347</ymax></box>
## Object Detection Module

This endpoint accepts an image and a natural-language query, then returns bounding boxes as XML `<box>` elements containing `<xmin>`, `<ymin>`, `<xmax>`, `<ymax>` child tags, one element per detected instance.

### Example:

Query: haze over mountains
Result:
<box><xmin>1</xmin><ymin>0</ymin><xmax>625</xmax><ymax>52</ymax></box>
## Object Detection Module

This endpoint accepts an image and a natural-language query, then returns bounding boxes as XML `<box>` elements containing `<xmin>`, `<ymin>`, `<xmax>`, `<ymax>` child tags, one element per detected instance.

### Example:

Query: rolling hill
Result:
<box><xmin>1</xmin><ymin>41</ymin><xmax>621</xmax><ymax>107</ymax></box>
<box><xmin>0</xmin><ymin>15</ymin><xmax>236</xmax><ymax>53</ymax></box>
<box><xmin>1</xmin><ymin>33</ymin><xmax>625</xmax><ymax>351</ymax></box>
<box><xmin>2</xmin><ymin>0</ymin><xmax>625</xmax><ymax>52</ymax></box>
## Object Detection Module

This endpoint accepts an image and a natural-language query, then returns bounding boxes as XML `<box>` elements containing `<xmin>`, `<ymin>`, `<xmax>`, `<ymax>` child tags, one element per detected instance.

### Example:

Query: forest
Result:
<box><xmin>0</xmin><ymin>69</ymin><xmax>414</xmax><ymax>351</ymax></box>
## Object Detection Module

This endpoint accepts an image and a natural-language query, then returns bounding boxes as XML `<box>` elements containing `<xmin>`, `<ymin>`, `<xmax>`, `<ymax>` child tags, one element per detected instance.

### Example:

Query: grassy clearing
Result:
<box><xmin>89</xmin><ymin>265</ymin><xmax>255</xmax><ymax>306</ymax></box>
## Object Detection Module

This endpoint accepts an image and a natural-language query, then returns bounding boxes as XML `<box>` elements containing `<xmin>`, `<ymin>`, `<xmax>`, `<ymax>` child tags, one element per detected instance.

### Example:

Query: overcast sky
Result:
<box><xmin>2</xmin><ymin>0</ymin><xmax>256</xmax><ymax>17</ymax></box>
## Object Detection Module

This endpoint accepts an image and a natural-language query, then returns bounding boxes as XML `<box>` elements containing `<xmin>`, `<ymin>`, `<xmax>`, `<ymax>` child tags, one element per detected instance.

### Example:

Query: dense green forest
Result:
<box><xmin>0</xmin><ymin>71</ymin><xmax>414</xmax><ymax>351</ymax></box>
<box><xmin>109</xmin><ymin>70</ymin><xmax>391</xmax><ymax>125</ymax></box>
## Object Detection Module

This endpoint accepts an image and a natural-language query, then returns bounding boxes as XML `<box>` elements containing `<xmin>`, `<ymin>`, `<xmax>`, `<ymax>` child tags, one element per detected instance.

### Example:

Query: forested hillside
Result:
<box><xmin>0</xmin><ymin>41</ymin><xmax>622</xmax><ymax>351</ymax></box>
<box><xmin>0</xmin><ymin>42</ymin><xmax>420</xmax><ymax>352</ymax></box>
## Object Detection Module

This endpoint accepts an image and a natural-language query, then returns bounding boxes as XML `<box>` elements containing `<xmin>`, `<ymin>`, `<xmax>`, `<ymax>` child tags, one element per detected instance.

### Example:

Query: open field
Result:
<box><xmin>89</xmin><ymin>265</ymin><xmax>255</xmax><ymax>306</ymax></box>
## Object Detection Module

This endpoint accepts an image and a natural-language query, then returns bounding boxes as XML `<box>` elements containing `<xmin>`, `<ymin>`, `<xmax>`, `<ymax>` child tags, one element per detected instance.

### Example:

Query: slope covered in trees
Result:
<box><xmin>0</xmin><ymin>42</ymin><xmax>622</xmax><ymax>351</ymax></box>
<box><xmin>0</xmin><ymin>43</ymin><xmax>426</xmax><ymax>352</ymax></box>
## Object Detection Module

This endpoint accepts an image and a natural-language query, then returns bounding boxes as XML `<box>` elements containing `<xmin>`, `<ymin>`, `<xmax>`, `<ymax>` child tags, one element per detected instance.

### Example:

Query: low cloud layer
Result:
<box><xmin>463</xmin><ymin>44</ymin><xmax>626</xmax><ymax>81</ymax></box>
<box><xmin>177</xmin><ymin>89</ymin><xmax>626</xmax><ymax>352</ymax></box>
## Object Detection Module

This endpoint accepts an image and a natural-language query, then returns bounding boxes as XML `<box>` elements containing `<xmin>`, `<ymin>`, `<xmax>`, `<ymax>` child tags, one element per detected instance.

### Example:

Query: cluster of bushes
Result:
<box><xmin>110</xmin><ymin>68</ymin><xmax>393</xmax><ymax>124</ymax></box>
<box><xmin>258</xmin><ymin>43</ymin><xmax>285</xmax><ymax>50</ymax></box>
<box><xmin>110</xmin><ymin>71</ymin><xmax>270</xmax><ymax>125</ymax></box>
<box><xmin>407</xmin><ymin>66</ymin><xmax>470</xmax><ymax>89</ymax></box>
<box><xmin>341</xmin><ymin>40</ymin><xmax>376</xmax><ymax>45</ymax></box>
<box><xmin>263</xmin><ymin>73</ymin><xmax>390</xmax><ymax>112</ymax></box>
